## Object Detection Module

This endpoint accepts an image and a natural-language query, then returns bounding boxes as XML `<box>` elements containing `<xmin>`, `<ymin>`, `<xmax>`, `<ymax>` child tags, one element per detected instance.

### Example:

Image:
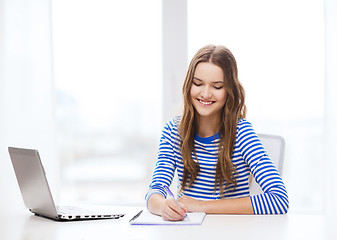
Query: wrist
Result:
<box><xmin>198</xmin><ymin>200</ymin><xmax>208</xmax><ymax>212</ymax></box>
<box><xmin>148</xmin><ymin>193</ymin><xmax>166</xmax><ymax>216</ymax></box>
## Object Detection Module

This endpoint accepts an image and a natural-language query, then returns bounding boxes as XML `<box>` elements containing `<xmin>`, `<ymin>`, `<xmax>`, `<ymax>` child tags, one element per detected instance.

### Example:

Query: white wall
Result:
<box><xmin>0</xmin><ymin>0</ymin><xmax>57</xmax><ymax>216</ymax></box>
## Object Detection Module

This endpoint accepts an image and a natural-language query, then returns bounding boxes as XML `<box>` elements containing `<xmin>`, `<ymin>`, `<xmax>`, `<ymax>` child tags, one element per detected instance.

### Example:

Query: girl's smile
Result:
<box><xmin>197</xmin><ymin>99</ymin><xmax>215</xmax><ymax>106</ymax></box>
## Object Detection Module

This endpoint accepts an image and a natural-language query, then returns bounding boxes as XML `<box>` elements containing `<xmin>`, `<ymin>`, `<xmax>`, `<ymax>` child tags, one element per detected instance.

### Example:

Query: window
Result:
<box><xmin>188</xmin><ymin>0</ymin><xmax>325</xmax><ymax>213</ymax></box>
<box><xmin>52</xmin><ymin>0</ymin><xmax>326</xmax><ymax>213</ymax></box>
<box><xmin>52</xmin><ymin>0</ymin><xmax>162</xmax><ymax>205</ymax></box>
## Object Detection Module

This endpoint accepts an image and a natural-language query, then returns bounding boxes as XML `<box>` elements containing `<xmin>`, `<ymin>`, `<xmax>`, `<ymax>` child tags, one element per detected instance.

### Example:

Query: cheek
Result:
<box><xmin>190</xmin><ymin>85</ymin><xmax>198</xmax><ymax>98</ymax></box>
<box><xmin>217</xmin><ymin>91</ymin><xmax>228</xmax><ymax>104</ymax></box>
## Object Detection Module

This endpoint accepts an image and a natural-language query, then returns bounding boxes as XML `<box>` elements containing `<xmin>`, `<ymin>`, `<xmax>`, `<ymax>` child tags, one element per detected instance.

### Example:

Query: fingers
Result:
<box><xmin>161</xmin><ymin>199</ymin><xmax>186</xmax><ymax>221</ymax></box>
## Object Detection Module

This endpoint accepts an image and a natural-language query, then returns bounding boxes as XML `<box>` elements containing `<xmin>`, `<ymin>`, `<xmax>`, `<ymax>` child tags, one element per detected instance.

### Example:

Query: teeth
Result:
<box><xmin>199</xmin><ymin>100</ymin><xmax>213</xmax><ymax>105</ymax></box>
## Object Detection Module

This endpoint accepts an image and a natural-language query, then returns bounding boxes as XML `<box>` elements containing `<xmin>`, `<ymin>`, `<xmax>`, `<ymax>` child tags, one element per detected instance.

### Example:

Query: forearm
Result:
<box><xmin>179</xmin><ymin>196</ymin><xmax>254</xmax><ymax>215</ymax></box>
<box><xmin>203</xmin><ymin>197</ymin><xmax>254</xmax><ymax>214</ymax></box>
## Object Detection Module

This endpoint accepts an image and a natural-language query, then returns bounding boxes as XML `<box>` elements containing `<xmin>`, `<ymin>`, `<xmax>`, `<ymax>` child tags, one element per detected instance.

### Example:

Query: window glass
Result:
<box><xmin>188</xmin><ymin>0</ymin><xmax>325</xmax><ymax>213</ymax></box>
<box><xmin>52</xmin><ymin>0</ymin><xmax>162</xmax><ymax>205</ymax></box>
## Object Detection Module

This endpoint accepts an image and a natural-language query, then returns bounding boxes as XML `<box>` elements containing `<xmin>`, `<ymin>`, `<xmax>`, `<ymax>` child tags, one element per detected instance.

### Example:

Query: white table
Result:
<box><xmin>0</xmin><ymin>206</ymin><xmax>336</xmax><ymax>240</ymax></box>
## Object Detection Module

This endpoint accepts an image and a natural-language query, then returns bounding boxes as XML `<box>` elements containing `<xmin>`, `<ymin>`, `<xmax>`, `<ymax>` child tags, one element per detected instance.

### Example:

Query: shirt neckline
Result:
<box><xmin>194</xmin><ymin>132</ymin><xmax>220</xmax><ymax>144</ymax></box>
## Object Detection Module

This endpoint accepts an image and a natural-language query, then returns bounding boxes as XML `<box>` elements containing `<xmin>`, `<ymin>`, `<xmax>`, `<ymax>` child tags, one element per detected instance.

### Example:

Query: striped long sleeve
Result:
<box><xmin>236</xmin><ymin>121</ymin><xmax>289</xmax><ymax>214</ymax></box>
<box><xmin>145</xmin><ymin>117</ymin><xmax>289</xmax><ymax>214</ymax></box>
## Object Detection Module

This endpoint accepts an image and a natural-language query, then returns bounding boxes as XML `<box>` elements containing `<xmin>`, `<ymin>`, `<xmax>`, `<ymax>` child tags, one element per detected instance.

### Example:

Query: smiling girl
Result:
<box><xmin>146</xmin><ymin>45</ymin><xmax>289</xmax><ymax>220</ymax></box>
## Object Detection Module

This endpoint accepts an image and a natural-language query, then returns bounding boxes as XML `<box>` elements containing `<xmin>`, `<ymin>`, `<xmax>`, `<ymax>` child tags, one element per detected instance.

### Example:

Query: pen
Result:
<box><xmin>162</xmin><ymin>185</ymin><xmax>189</xmax><ymax>221</ymax></box>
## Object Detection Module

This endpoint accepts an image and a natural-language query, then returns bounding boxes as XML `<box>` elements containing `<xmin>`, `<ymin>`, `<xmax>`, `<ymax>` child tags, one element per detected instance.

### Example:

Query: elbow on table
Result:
<box><xmin>274</xmin><ymin>194</ymin><xmax>289</xmax><ymax>215</ymax></box>
<box><xmin>251</xmin><ymin>192</ymin><xmax>289</xmax><ymax>215</ymax></box>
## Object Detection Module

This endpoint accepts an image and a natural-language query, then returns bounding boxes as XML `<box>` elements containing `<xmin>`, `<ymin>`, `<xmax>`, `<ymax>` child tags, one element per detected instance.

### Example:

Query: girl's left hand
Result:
<box><xmin>177</xmin><ymin>195</ymin><xmax>203</xmax><ymax>212</ymax></box>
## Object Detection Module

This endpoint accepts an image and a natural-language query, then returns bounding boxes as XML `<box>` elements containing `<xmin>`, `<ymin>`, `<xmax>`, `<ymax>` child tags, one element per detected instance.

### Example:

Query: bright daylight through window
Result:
<box><xmin>188</xmin><ymin>0</ymin><xmax>324</xmax><ymax>213</ymax></box>
<box><xmin>52</xmin><ymin>0</ymin><xmax>162</xmax><ymax>205</ymax></box>
<box><xmin>52</xmin><ymin>0</ymin><xmax>325</xmax><ymax>213</ymax></box>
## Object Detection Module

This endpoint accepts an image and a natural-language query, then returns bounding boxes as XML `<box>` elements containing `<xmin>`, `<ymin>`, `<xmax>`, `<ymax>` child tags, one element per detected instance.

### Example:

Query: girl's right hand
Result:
<box><xmin>160</xmin><ymin>198</ymin><xmax>187</xmax><ymax>221</ymax></box>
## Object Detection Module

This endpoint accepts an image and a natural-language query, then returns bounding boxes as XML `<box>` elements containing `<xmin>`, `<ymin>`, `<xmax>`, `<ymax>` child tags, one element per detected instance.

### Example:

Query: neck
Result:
<box><xmin>195</xmin><ymin>115</ymin><xmax>221</xmax><ymax>138</ymax></box>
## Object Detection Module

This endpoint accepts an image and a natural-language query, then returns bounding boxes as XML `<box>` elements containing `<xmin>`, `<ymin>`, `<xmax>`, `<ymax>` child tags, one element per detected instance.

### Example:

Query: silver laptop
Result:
<box><xmin>8</xmin><ymin>147</ymin><xmax>125</xmax><ymax>221</ymax></box>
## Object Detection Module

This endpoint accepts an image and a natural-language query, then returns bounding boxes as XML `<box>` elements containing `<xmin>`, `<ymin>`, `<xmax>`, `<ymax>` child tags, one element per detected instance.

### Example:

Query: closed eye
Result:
<box><xmin>193</xmin><ymin>82</ymin><xmax>202</xmax><ymax>87</ymax></box>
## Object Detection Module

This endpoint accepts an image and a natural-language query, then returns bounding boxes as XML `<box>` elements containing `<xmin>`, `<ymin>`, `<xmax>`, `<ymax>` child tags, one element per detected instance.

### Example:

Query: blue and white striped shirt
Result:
<box><xmin>146</xmin><ymin>117</ymin><xmax>289</xmax><ymax>214</ymax></box>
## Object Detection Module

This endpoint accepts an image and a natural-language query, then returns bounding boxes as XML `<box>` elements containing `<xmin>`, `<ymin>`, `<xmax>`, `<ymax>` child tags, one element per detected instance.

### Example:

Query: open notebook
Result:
<box><xmin>129</xmin><ymin>210</ymin><xmax>206</xmax><ymax>225</ymax></box>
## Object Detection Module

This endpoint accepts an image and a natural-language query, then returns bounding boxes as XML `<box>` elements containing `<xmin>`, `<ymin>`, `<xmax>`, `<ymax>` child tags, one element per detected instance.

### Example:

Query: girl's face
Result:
<box><xmin>190</xmin><ymin>62</ymin><xmax>228</xmax><ymax>122</ymax></box>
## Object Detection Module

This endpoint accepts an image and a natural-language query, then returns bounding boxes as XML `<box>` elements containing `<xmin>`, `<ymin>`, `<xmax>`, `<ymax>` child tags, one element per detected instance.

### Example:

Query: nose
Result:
<box><xmin>201</xmin><ymin>86</ymin><xmax>212</xmax><ymax>99</ymax></box>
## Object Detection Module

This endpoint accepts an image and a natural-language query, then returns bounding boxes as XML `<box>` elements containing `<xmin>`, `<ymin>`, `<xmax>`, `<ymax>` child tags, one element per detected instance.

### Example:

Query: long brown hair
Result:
<box><xmin>179</xmin><ymin>44</ymin><xmax>246</xmax><ymax>196</ymax></box>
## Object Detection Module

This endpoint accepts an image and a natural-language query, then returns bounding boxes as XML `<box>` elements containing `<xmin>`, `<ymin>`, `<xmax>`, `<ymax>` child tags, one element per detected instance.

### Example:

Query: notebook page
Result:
<box><xmin>129</xmin><ymin>210</ymin><xmax>206</xmax><ymax>225</ymax></box>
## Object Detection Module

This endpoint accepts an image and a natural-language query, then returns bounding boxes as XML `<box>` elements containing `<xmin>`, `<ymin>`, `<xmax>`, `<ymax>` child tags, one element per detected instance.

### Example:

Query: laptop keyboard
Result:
<box><xmin>56</xmin><ymin>205</ymin><xmax>125</xmax><ymax>219</ymax></box>
<box><xmin>56</xmin><ymin>205</ymin><xmax>94</xmax><ymax>215</ymax></box>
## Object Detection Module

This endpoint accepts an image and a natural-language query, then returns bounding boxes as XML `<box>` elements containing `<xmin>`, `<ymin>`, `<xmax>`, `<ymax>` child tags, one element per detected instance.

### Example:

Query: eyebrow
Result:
<box><xmin>193</xmin><ymin>77</ymin><xmax>224</xmax><ymax>84</ymax></box>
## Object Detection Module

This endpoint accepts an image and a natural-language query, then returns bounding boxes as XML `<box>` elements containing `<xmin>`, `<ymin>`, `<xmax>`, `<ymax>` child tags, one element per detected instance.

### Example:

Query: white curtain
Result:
<box><xmin>0</xmin><ymin>0</ymin><xmax>57</xmax><ymax>215</ymax></box>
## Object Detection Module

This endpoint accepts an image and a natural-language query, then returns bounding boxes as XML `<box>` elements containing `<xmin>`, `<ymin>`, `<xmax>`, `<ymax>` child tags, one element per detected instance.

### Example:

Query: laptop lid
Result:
<box><xmin>8</xmin><ymin>147</ymin><xmax>59</xmax><ymax>219</ymax></box>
